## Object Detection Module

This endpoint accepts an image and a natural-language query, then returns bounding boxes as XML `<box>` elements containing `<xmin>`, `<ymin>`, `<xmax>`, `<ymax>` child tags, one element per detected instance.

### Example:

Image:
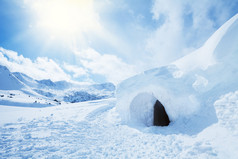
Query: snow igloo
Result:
<box><xmin>130</xmin><ymin>92</ymin><xmax>170</xmax><ymax>126</ymax></box>
<box><xmin>116</xmin><ymin>66</ymin><xmax>200</xmax><ymax>127</ymax></box>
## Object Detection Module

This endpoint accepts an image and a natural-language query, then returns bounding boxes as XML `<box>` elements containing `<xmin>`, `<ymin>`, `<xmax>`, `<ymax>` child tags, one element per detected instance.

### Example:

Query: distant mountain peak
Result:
<box><xmin>36</xmin><ymin>79</ymin><xmax>56</xmax><ymax>87</ymax></box>
<box><xmin>0</xmin><ymin>65</ymin><xmax>25</xmax><ymax>90</ymax></box>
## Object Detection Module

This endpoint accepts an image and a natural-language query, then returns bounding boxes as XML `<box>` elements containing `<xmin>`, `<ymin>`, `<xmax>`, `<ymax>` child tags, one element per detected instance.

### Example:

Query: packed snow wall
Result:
<box><xmin>129</xmin><ymin>92</ymin><xmax>156</xmax><ymax>126</ymax></box>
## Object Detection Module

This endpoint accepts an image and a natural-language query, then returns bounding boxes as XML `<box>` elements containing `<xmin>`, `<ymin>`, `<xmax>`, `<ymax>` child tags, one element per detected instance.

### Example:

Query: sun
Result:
<box><xmin>30</xmin><ymin>0</ymin><xmax>100</xmax><ymax>37</ymax></box>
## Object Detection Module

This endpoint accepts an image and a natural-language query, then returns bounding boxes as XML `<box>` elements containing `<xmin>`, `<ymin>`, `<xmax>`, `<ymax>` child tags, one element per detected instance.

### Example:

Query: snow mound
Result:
<box><xmin>116</xmin><ymin>13</ymin><xmax>238</xmax><ymax>128</ymax></box>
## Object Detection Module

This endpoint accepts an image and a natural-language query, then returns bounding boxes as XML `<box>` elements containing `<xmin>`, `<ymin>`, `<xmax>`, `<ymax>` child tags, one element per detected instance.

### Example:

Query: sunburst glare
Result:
<box><xmin>29</xmin><ymin>0</ymin><xmax>100</xmax><ymax>38</ymax></box>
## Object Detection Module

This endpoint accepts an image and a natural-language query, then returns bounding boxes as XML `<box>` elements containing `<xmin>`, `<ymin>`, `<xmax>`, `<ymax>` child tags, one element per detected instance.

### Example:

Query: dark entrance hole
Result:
<box><xmin>153</xmin><ymin>100</ymin><xmax>170</xmax><ymax>126</ymax></box>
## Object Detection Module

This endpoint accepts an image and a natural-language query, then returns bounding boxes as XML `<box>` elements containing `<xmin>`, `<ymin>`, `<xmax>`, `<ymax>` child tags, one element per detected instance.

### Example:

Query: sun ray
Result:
<box><xmin>28</xmin><ymin>0</ymin><xmax>100</xmax><ymax>38</ymax></box>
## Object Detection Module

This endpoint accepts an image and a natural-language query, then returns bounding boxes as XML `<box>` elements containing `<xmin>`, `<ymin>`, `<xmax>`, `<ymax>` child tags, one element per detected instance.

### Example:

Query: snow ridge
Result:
<box><xmin>173</xmin><ymin>13</ymin><xmax>238</xmax><ymax>73</ymax></box>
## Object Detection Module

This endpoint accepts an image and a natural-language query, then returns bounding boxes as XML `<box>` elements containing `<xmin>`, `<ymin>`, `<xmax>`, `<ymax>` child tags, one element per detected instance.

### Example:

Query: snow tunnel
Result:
<box><xmin>129</xmin><ymin>92</ymin><xmax>170</xmax><ymax>127</ymax></box>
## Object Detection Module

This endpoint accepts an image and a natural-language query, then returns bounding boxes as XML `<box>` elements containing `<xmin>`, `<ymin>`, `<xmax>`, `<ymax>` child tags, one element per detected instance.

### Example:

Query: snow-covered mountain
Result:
<box><xmin>0</xmin><ymin>65</ymin><xmax>25</xmax><ymax>90</ymax></box>
<box><xmin>0</xmin><ymin>65</ymin><xmax>115</xmax><ymax>106</ymax></box>
<box><xmin>12</xmin><ymin>72</ymin><xmax>38</xmax><ymax>88</ymax></box>
<box><xmin>36</xmin><ymin>79</ymin><xmax>57</xmax><ymax>87</ymax></box>
<box><xmin>63</xmin><ymin>91</ymin><xmax>107</xmax><ymax>103</ymax></box>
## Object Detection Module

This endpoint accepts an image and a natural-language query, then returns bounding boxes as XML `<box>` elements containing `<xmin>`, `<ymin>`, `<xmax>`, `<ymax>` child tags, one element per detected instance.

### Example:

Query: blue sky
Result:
<box><xmin>0</xmin><ymin>0</ymin><xmax>238</xmax><ymax>84</ymax></box>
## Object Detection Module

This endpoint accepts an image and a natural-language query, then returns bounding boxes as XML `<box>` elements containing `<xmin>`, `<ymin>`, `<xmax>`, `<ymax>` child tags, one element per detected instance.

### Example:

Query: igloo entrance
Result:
<box><xmin>153</xmin><ymin>100</ymin><xmax>170</xmax><ymax>126</ymax></box>
<box><xmin>129</xmin><ymin>92</ymin><xmax>170</xmax><ymax>126</ymax></box>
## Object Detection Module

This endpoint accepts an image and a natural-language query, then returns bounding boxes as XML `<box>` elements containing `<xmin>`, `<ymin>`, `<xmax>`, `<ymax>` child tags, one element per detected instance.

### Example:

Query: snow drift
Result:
<box><xmin>116</xmin><ymin>14</ymin><xmax>238</xmax><ymax>128</ymax></box>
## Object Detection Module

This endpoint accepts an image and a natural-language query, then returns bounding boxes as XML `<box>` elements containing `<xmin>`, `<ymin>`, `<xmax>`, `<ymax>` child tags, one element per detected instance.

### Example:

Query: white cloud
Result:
<box><xmin>74</xmin><ymin>49</ymin><xmax>138</xmax><ymax>84</ymax></box>
<box><xmin>0</xmin><ymin>47</ymin><xmax>71</xmax><ymax>82</ymax></box>
<box><xmin>0</xmin><ymin>47</ymin><xmax>137</xmax><ymax>84</ymax></box>
<box><xmin>63</xmin><ymin>63</ymin><xmax>88</xmax><ymax>78</ymax></box>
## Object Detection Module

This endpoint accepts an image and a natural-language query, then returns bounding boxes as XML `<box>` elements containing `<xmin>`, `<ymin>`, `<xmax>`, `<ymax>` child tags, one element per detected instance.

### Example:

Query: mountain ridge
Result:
<box><xmin>0</xmin><ymin>64</ymin><xmax>115</xmax><ymax>106</ymax></box>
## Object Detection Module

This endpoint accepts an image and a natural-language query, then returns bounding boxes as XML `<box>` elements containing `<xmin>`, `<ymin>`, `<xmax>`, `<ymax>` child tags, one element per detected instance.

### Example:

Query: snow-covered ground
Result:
<box><xmin>1</xmin><ymin>92</ymin><xmax>238</xmax><ymax>158</ymax></box>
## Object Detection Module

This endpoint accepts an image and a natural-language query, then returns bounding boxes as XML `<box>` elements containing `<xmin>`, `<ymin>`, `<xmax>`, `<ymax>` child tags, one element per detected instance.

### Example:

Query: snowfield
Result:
<box><xmin>1</xmin><ymin>10</ymin><xmax>238</xmax><ymax>159</ymax></box>
<box><xmin>1</xmin><ymin>93</ymin><xmax>238</xmax><ymax>158</ymax></box>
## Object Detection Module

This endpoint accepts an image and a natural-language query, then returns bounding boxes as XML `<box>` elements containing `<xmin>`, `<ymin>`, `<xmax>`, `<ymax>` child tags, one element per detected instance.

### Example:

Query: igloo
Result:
<box><xmin>129</xmin><ymin>92</ymin><xmax>170</xmax><ymax>126</ymax></box>
<box><xmin>116</xmin><ymin>66</ymin><xmax>200</xmax><ymax>127</ymax></box>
